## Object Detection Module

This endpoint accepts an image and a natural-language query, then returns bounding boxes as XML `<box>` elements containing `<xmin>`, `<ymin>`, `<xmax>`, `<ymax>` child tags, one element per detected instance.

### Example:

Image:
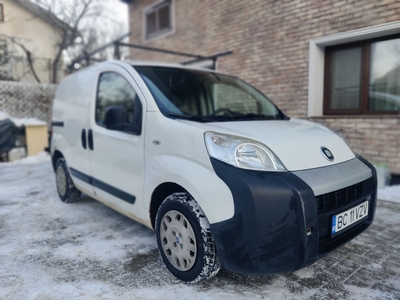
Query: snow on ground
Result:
<box><xmin>378</xmin><ymin>185</ymin><xmax>400</xmax><ymax>204</ymax></box>
<box><xmin>1</xmin><ymin>158</ymin><xmax>400</xmax><ymax>299</ymax></box>
<box><xmin>1</xmin><ymin>151</ymin><xmax>50</xmax><ymax>165</ymax></box>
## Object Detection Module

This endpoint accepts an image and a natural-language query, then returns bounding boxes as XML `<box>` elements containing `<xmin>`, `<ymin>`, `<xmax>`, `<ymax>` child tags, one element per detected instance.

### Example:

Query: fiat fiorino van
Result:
<box><xmin>51</xmin><ymin>61</ymin><xmax>377</xmax><ymax>283</ymax></box>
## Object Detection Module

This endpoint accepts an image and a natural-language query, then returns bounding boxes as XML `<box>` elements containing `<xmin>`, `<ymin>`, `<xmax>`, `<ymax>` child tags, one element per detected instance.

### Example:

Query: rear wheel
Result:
<box><xmin>155</xmin><ymin>192</ymin><xmax>220</xmax><ymax>283</ymax></box>
<box><xmin>55</xmin><ymin>158</ymin><xmax>81</xmax><ymax>203</ymax></box>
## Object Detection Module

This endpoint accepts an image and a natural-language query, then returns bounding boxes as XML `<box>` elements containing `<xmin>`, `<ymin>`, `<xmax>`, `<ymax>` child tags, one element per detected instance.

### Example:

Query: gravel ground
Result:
<box><xmin>1</xmin><ymin>160</ymin><xmax>400</xmax><ymax>299</ymax></box>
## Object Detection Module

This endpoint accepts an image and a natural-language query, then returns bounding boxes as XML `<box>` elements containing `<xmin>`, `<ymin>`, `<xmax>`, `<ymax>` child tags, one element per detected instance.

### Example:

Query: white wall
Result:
<box><xmin>0</xmin><ymin>0</ymin><xmax>63</xmax><ymax>83</ymax></box>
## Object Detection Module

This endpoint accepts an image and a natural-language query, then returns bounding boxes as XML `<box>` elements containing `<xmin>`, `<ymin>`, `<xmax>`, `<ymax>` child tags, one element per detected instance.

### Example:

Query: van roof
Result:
<box><xmin>111</xmin><ymin>60</ymin><xmax>227</xmax><ymax>75</ymax></box>
<box><xmin>70</xmin><ymin>60</ymin><xmax>231</xmax><ymax>79</ymax></box>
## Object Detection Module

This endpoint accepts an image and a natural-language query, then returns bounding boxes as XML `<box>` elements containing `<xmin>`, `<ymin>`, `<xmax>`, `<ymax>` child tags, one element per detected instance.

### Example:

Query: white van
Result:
<box><xmin>51</xmin><ymin>60</ymin><xmax>377</xmax><ymax>283</ymax></box>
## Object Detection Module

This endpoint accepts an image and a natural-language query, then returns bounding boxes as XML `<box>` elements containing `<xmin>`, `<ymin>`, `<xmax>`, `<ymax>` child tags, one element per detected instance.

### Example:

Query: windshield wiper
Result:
<box><xmin>212</xmin><ymin>113</ymin><xmax>279</xmax><ymax>121</ymax></box>
<box><xmin>236</xmin><ymin>113</ymin><xmax>278</xmax><ymax>120</ymax></box>
<box><xmin>168</xmin><ymin>112</ymin><xmax>281</xmax><ymax>122</ymax></box>
<box><xmin>168</xmin><ymin>113</ymin><xmax>216</xmax><ymax>122</ymax></box>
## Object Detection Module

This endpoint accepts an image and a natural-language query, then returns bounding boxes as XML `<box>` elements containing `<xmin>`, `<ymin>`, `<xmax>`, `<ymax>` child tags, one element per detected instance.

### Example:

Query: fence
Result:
<box><xmin>0</xmin><ymin>81</ymin><xmax>57</xmax><ymax>128</ymax></box>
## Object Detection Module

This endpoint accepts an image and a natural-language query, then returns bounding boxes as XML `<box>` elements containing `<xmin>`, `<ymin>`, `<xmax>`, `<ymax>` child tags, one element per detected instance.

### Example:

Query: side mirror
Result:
<box><xmin>103</xmin><ymin>101</ymin><xmax>142</xmax><ymax>135</ymax></box>
<box><xmin>103</xmin><ymin>106</ymin><xmax>128</xmax><ymax>131</ymax></box>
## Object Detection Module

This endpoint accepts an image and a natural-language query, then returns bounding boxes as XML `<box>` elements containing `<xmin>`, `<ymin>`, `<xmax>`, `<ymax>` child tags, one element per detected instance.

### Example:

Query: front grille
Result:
<box><xmin>316</xmin><ymin>182</ymin><xmax>364</xmax><ymax>214</ymax></box>
<box><xmin>316</xmin><ymin>177</ymin><xmax>375</xmax><ymax>255</ymax></box>
<box><xmin>318</xmin><ymin>221</ymin><xmax>369</xmax><ymax>254</ymax></box>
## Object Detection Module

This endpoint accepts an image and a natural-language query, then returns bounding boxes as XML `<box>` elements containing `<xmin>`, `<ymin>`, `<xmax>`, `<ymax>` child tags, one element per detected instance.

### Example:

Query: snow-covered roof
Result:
<box><xmin>0</xmin><ymin>111</ymin><xmax>47</xmax><ymax>127</ymax></box>
<box><xmin>13</xmin><ymin>0</ymin><xmax>71</xmax><ymax>32</ymax></box>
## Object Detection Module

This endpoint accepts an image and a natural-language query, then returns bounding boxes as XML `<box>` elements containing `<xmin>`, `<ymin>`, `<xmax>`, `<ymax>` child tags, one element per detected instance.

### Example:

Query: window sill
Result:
<box><xmin>144</xmin><ymin>28</ymin><xmax>173</xmax><ymax>43</ymax></box>
<box><xmin>309</xmin><ymin>114</ymin><xmax>400</xmax><ymax>119</ymax></box>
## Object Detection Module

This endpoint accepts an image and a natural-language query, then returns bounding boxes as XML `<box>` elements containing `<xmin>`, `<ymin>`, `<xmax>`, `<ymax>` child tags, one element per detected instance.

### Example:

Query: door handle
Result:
<box><xmin>81</xmin><ymin>129</ymin><xmax>87</xmax><ymax>149</ymax></box>
<box><xmin>88</xmin><ymin>129</ymin><xmax>94</xmax><ymax>151</ymax></box>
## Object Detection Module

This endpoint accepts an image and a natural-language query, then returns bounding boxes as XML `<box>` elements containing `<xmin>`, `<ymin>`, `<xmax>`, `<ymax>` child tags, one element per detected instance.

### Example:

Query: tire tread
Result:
<box><xmin>55</xmin><ymin>158</ymin><xmax>81</xmax><ymax>203</ymax></box>
<box><xmin>156</xmin><ymin>192</ymin><xmax>220</xmax><ymax>283</ymax></box>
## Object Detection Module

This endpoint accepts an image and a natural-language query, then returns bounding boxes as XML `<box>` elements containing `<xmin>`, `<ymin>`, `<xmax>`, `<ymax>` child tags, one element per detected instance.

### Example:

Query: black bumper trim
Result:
<box><xmin>209</xmin><ymin>157</ymin><xmax>376</xmax><ymax>275</ymax></box>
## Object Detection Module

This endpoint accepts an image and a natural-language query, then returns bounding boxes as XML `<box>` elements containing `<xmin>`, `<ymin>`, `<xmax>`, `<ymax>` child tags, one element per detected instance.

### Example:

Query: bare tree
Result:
<box><xmin>29</xmin><ymin>0</ymin><xmax>101</xmax><ymax>83</ymax></box>
<box><xmin>6</xmin><ymin>36</ymin><xmax>42</xmax><ymax>83</ymax></box>
<box><xmin>17</xmin><ymin>0</ymin><xmax>126</xmax><ymax>83</ymax></box>
<box><xmin>0</xmin><ymin>0</ymin><xmax>126</xmax><ymax>83</ymax></box>
<box><xmin>66</xmin><ymin>17</ymin><xmax>129</xmax><ymax>70</ymax></box>
<box><xmin>0</xmin><ymin>10</ymin><xmax>33</xmax><ymax>82</ymax></box>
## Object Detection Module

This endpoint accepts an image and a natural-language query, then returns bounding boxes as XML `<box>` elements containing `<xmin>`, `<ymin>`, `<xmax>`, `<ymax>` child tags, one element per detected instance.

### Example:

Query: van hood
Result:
<box><xmin>181</xmin><ymin>118</ymin><xmax>355</xmax><ymax>172</ymax></box>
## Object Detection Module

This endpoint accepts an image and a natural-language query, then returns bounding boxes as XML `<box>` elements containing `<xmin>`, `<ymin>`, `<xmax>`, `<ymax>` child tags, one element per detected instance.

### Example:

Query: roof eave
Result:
<box><xmin>13</xmin><ymin>0</ymin><xmax>71</xmax><ymax>32</ymax></box>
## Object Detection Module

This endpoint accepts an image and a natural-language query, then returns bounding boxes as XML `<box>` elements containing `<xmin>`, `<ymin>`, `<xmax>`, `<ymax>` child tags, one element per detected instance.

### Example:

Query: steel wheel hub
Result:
<box><xmin>56</xmin><ymin>166</ymin><xmax>67</xmax><ymax>196</ymax></box>
<box><xmin>160</xmin><ymin>210</ymin><xmax>197</xmax><ymax>271</ymax></box>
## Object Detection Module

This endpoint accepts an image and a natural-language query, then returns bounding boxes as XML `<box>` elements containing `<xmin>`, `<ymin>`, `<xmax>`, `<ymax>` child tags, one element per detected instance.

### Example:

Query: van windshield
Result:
<box><xmin>134</xmin><ymin>66</ymin><xmax>286</xmax><ymax>122</ymax></box>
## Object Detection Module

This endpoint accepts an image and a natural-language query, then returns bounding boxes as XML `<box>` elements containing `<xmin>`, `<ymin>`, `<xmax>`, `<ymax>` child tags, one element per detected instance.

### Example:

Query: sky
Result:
<box><xmin>86</xmin><ymin>0</ymin><xmax>130</xmax><ymax>57</ymax></box>
<box><xmin>55</xmin><ymin>0</ymin><xmax>130</xmax><ymax>65</ymax></box>
<box><xmin>100</xmin><ymin>0</ymin><xmax>129</xmax><ymax>34</ymax></box>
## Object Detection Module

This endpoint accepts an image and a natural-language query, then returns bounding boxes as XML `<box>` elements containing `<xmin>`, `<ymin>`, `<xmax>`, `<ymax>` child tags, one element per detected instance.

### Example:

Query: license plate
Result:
<box><xmin>332</xmin><ymin>200</ymin><xmax>369</xmax><ymax>235</ymax></box>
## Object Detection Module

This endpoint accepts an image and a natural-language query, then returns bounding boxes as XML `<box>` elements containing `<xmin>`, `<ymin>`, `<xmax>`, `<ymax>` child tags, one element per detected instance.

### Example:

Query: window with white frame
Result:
<box><xmin>324</xmin><ymin>36</ymin><xmax>400</xmax><ymax>115</ymax></box>
<box><xmin>144</xmin><ymin>0</ymin><xmax>172</xmax><ymax>41</ymax></box>
<box><xmin>0</xmin><ymin>38</ymin><xmax>8</xmax><ymax>64</ymax></box>
<box><xmin>0</xmin><ymin>4</ymin><xmax>4</xmax><ymax>22</ymax></box>
<box><xmin>308</xmin><ymin>22</ymin><xmax>400</xmax><ymax>117</ymax></box>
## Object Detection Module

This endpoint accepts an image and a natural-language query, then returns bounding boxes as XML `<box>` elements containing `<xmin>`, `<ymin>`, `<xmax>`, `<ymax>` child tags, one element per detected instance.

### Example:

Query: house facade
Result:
<box><xmin>123</xmin><ymin>0</ymin><xmax>400</xmax><ymax>178</ymax></box>
<box><xmin>0</xmin><ymin>0</ymin><xmax>65</xmax><ymax>83</ymax></box>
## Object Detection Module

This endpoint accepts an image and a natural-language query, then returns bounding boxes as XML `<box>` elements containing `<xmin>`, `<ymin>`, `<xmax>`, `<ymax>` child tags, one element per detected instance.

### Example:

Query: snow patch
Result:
<box><xmin>0</xmin><ymin>110</ymin><xmax>10</xmax><ymax>121</ymax></box>
<box><xmin>12</xmin><ymin>118</ymin><xmax>47</xmax><ymax>127</ymax></box>
<box><xmin>0</xmin><ymin>151</ymin><xmax>51</xmax><ymax>166</ymax></box>
<box><xmin>0</xmin><ymin>110</ymin><xmax>47</xmax><ymax>126</ymax></box>
<box><xmin>378</xmin><ymin>185</ymin><xmax>400</xmax><ymax>204</ymax></box>
<box><xmin>1</xmin><ymin>161</ymin><xmax>400</xmax><ymax>299</ymax></box>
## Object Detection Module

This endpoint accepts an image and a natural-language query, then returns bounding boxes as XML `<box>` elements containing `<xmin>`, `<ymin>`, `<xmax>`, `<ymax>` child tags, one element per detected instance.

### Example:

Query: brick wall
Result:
<box><xmin>0</xmin><ymin>81</ymin><xmax>56</xmax><ymax>127</ymax></box>
<box><xmin>128</xmin><ymin>0</ymin><xmax>400</xmax><ymax>174</ymax></box>
<box><xmin>311</xmin><ymin>116</ymin><xmax>400</xmax><ymax>172</ymax></box>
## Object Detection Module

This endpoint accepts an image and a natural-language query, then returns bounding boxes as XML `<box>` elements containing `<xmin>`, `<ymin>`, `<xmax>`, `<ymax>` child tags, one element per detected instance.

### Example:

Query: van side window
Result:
<box><xmin>96</xmin><ymin>72</ymin><xmax>137</xmax><ymax>126</ymax></box>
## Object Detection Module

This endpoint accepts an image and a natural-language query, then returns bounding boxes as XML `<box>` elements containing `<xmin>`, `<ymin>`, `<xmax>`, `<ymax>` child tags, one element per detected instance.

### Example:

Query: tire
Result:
<box><xmin>55</xmin><ymin>158</ymin><xmax>81</xmax><ymax>203</ymax></box>
<box><xmin>155</xmin><ymin>192</ymin><xmax>221</xmax><ymax>283</ymax></box>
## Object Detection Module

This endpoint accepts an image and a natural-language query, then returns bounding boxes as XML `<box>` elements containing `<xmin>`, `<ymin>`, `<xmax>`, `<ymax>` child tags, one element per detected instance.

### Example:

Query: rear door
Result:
<box><xmin>54</xmin><ymin>71</ymin><xmax>96</xmax><ymax>196</ymax></box>
<box><xmin>88</xmin><ymin>64</ymin><xmax>146</xmax><ymax>216</ymax></box>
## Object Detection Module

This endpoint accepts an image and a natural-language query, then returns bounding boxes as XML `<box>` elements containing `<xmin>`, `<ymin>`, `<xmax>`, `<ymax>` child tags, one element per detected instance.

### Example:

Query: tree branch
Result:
<box><xmin>7</xmin><ymin>37</ymin><xmax>41</xmax><ymax>83</ymax></box>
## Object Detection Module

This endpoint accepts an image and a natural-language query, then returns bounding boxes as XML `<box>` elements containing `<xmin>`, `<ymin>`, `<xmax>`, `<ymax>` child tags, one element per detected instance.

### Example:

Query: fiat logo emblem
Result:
<box><xmin>320</xmin><ymin>146</ymin><xmax>334</xmax><ymax>162</ymax></box>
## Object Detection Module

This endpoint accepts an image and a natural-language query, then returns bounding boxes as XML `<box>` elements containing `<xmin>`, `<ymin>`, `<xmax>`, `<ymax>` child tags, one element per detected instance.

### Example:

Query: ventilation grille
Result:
<box><xmin>316</xmin><ymin>182</ymin><xmax>364</xmax><ymax>215</ymax></box>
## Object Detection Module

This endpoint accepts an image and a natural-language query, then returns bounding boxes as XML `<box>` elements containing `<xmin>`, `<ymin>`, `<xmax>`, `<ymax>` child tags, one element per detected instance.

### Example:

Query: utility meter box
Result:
<box><xmin>25</xmin><ymin>124</ymin><xmax>48</xmax><ymax>156</ymax></box>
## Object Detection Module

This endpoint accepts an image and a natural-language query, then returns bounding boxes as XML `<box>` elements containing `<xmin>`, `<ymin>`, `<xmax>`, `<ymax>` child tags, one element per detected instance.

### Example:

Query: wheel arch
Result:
<box><xmin>150</xmin><ymin>182</ymin><xmax>187</xmax><ymax>229</ymax></box>
<box><xmin>52</xmin><ymin>150</ymin><xmax>64</xmax><ymax>172</ymax></box>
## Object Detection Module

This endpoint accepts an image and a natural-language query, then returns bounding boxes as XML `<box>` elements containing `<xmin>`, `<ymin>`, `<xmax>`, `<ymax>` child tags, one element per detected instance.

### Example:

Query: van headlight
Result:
<box><xmin>204</xmin><ymin>132</ymin><xmax>286</xmax><ymax>171</ymax></box>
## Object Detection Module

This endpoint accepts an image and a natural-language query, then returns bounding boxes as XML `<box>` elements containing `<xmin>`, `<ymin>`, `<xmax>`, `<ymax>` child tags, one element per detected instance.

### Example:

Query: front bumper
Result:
<box><xmin>209</xmin><ymin>155</ymin><xmax>377</xmax><ymax>275</ymax></box>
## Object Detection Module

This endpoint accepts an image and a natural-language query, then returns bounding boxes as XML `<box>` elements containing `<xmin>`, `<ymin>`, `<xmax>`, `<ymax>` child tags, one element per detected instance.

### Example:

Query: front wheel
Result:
<box><xmin>155</xmin><ymin>192</ymin><xmax>220</xmax><ymax>283</ymax></box>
